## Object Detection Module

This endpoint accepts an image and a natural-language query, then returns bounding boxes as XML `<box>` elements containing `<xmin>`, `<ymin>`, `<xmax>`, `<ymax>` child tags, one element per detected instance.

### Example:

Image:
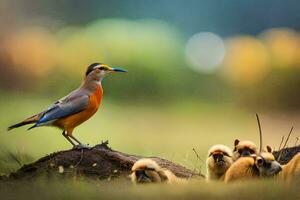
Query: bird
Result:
<box><xmin>7</xmin><ymin>63</ymin><xmax>127</xmax><ymax>148</ymax></box>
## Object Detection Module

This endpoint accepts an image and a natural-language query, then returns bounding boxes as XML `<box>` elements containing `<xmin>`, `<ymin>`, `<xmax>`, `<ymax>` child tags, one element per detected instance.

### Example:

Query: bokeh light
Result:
<box><xmin>260</xmin><ymin>28</ymin><xmax>300</xmax><ymax>68</ymax></box>
<box><xmin>4</xmin><ymin>27</ymin><xmax>58</xmax><ymax>77</ymax></box>
<box><xmin>222</xmin><ymin>36</ymin><xmax>270</xmax><ymax>86</ymax></box>
<box><xmin>1</xmin><ymin>19</ymin><xmax>183</xmax><ymax>80</ymax></box>
<box><xmin>185</xmin><ymin>32</ymin><xmax>225</xmax><ymax>73</ymax></box>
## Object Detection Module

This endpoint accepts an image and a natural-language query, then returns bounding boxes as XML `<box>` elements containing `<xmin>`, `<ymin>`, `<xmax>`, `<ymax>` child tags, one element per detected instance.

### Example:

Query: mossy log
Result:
<box><xmin>6</xmin><ymin>141</ymin><xmax>204</xmax><ymax>181</ymax></box>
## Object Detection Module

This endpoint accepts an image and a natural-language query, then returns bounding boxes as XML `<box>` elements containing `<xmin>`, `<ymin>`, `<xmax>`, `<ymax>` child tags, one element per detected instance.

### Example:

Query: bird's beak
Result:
<box><xmin>110</xmin><ymin>67</ymin><xmax>127</xmax><ymax>73</ymax></box>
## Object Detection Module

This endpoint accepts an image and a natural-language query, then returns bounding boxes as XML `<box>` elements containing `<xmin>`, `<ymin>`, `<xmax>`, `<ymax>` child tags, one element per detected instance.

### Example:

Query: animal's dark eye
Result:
<box><xmin>238</xmin><ymin>149</ymin><xmax>243</xmax><ymax>154</ymax></box>
<box><xmin>99</xmin><ymin>66</ymin><xmax>105</xmax><ymax>70</ymax></box>
<box><xmin>147</xmin><ymin>168</ymin><xmax>156</xmax><ymax>171</ymax></box>
<box><xmin>256</xmin><ymin>158</ymin><xmax>264</xmax><ymax>166</ymax></box>
<box><xmin>249</xmin><ymin>149</ymin><xmax>255</xmax><ymax>154</ymax></box>
<box><xmin>223</xmin><ymin>152</ymin><xmax>229</xmax><ymax>157</ymax></box>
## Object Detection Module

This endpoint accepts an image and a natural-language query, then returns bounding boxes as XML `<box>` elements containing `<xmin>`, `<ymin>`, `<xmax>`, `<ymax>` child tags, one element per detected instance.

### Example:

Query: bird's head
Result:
<box><xmin>85</xmin><ymin>63</ymin><xmax>127</xmax><ymax>82</ymax></box>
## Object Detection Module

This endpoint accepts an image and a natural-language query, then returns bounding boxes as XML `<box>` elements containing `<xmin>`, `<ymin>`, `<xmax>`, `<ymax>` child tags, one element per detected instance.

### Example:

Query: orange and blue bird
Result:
<box><xmin>8</xmin><ymin>63</ymin><xmax>127</xmax><ymax>148</ymax></box>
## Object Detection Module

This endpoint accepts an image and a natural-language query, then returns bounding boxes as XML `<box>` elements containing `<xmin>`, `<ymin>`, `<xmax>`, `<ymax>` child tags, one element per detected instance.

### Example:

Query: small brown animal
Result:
<box><xmin>130</xmin><ymin>158</ymin><xmax>184</xmax><ymax>184</ymax></box>
<box><xmin>278</xmin><ymin>152</ymin><xmax>300</xmax><ymax>184</ymax></box>
<box><xmin>206</xmin><ymin>144</ymin><xmax>233</xmax><ymax>181</ymax></box>
<box><xmin>224</xmin><ymin>146</ymin><xmax>282</xmax><ymax>182</ymax></box>
<box><xmin>232</xmin><ymin>139</ymin><xmax>258</xmax><ymax>161</ymax></box>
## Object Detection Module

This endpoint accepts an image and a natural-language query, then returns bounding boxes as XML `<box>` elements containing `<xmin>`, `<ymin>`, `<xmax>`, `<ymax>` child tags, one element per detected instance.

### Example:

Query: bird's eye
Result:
<box><xmin>99</xmin><ymin>66</ymin><xmax>107</xmax><ymax>71</ymax></box>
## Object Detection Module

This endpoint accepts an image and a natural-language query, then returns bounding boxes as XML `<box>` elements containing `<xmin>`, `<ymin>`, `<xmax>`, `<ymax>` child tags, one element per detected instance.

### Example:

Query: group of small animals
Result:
<box><xmin>130</xmin><ymin>139</ymin><xmax>300</xmax><ymax>184</ymax></box>
<box><xmin>7</xmin><ymin>63</ymin><xmax>300</xmax><ymax>185</ymax></box>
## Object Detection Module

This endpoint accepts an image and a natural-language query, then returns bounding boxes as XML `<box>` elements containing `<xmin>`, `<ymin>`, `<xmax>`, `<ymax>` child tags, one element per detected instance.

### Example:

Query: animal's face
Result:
<box><xmin>207</xmin><ymin>145</ymin><xmax>233</xmax><ymax>174</ymax></box>
<box><xmin>211</xmin><ymin>151</ymin><xmax>231</xmax><ymax>167</ymax></box>
<box><xmin>131</xmin><ymin>159</ymin><xmax>168</xmax><ymax>184</ymax></box>
<box><xmin>233</xmin><ymin>139</ymin><xmax>258</xmax><ymax>161</ymax></box>
<box><xmin>255</xmin><ymin>146</ymin><xmax>282</xmax><ymax>177</ymax></box>
<box><xmin>134</xmin><ymin>168</ymin><xmax>162</xmax><ymax>183</ymax></box>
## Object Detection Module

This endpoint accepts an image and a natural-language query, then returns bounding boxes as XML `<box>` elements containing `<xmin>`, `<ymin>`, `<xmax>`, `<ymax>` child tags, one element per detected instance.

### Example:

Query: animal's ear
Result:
<box><xmin>266</xmin><ymin>145</ymin><xmax>272</xmax><ymax>153</ymax></box>
<box><xmin>234</xmin><ymin>139</ymin><xmax>240</xmax><ymax>146</ymax></box>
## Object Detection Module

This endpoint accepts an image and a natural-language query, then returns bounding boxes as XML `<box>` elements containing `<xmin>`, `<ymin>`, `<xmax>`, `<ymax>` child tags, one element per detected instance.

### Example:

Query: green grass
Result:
<box><xmin>0</xmin><ymin>178</ymin><xmax>299</xmax><ymax>200</ymax></box>
<box><xmin>0</xmin><ymin>93</ymin><xmax>299</xmax><ymax>199</ymax></box>
<box><xmin>0</xmin><ymin>93</ymin><xmax>298</xmax><ymax>174</ymax></box>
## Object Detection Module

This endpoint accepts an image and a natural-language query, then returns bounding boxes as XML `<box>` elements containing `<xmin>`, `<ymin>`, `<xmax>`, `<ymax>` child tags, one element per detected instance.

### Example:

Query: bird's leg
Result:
<box><xmin>69</xmin><ymin>135</ymin><xmax>82</xmax><ymax>145</ymax></box>
<box><xmin>62</xmin><ymin>130</ymin><xmax>76</xmax><ymax>147</ymax></box>
<box><xmin>69</xmin><ymin>135</ymin><xmax>91</xmax><ymax>149</ymax></box>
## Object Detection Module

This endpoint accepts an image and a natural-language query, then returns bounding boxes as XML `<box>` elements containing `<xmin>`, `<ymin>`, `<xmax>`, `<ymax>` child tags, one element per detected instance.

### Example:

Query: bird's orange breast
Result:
<box><xmin>54</xmin><ymin>85</ymin><xmax>103</xmax><ymax>135</ymax></box>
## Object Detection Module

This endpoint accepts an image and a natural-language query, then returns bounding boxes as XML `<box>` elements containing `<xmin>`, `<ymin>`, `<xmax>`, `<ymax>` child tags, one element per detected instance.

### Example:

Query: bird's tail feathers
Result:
<box><xmin>7</xmin><ymin>113</ymin><xmax>43</xmax><ymax>131</ymax></box>
<box><xmin>27</xmin><ymin>124</ymin><xmax>38</xmax><ymax>130</ymax></box>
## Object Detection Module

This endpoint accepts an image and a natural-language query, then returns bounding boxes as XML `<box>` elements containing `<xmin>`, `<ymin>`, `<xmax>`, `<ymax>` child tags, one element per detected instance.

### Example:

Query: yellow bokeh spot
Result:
<box><xmin>260</xmin><ymin>28</ymin><xmax>300</xmax><ymax>68</ymax></box>
<box><xmin>1</xmin><ymin>19</ymin><xmax>182</xmax><ymax>80</ymax></box>
<box><xmin>56</xmin><ymin>29</ymin><xmax>104</xmax><ymax>76</ymax></box>
<box><xmin>4</xmin><ymin>27</ymin><xmax>58</xmax><ymax>77</ymax></box>
<box><xmin>222</xmin><ymin>36</ymin><xmax>270</xmax><ymax>86</ymax></box>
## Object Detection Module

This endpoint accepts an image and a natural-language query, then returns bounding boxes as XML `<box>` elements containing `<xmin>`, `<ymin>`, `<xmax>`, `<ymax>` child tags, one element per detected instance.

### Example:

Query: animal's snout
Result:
<box><xmin>135</xmin><ymin>170</ymin><xmax>151</xmax><ymax>183</ymax></box>
<box><xmin>273</xmin><ymin>162</ymin><xmax>282</xmax><ymax>174</ymax></box>
<box><xmin>213</xmin><ymin>154</ymin><xmax>224</xmax><ymax>162</ymax></box>
<box><xmin>241</xmin><ymin>150</ymin><xmax>251</xmax><ymax>157</ymax></box>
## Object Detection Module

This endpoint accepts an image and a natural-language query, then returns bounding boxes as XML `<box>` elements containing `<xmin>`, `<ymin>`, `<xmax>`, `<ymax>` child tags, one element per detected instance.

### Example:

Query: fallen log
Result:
<box><xmin>6</xmin><ymin>141</ymin><xmax>204</xmax><ymax>180</ymax></box>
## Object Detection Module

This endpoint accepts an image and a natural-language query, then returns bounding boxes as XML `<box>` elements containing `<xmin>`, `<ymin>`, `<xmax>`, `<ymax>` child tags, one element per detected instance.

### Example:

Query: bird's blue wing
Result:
<box><xmin>38</xmin><ymin>91</ymin><xmax>89</xmax><ymax>124</ymax></box>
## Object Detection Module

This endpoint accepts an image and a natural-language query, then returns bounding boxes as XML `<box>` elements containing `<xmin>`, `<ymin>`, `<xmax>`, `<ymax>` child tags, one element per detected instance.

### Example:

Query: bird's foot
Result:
<box><xmin>73</xmin><ymin>144</ymin><xmax>91</xmax><ymax>150</ymax></box>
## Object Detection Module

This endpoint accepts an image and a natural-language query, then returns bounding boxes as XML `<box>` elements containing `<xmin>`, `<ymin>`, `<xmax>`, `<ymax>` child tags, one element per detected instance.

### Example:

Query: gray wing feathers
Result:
<box><xmin>38</xmin><ymin>90</ymin><xmax>89</xmax><ymax>124</ymax></box>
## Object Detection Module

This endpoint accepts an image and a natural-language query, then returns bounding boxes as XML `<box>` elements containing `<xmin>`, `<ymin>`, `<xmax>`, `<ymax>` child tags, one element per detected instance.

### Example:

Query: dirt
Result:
<box><xmin>2</xmin><ymin>142</ymin><xmax>298</xmax><ymax>181</ymax></box>
<box><xmin>3</xmin><ymin>141</ymin><xmax>203</xmax><ymax>181</ymax></box>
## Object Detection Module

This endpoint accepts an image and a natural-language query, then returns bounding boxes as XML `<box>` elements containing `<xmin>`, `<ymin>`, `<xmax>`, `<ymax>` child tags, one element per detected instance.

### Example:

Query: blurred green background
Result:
<box><xmin>0</xmin><ymin>0</ymin><xmax>300</xmax><ymax>175</ymax></box>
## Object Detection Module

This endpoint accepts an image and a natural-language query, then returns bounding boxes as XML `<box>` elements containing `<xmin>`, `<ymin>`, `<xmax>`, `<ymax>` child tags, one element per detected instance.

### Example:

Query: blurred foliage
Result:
<box><xmin>0</xmin><ymin>2</ymin><xmax>300</xmax><ymax>111</ymax></box>
<box><xmin>1</xmin><ymin>25</ymin><xmax>300</xmax><ymax>110</ymax></box>
<box><xmin>0</xmin><ymin>19</ymin><xmax>230</xmax><ymax>104</ymax></box>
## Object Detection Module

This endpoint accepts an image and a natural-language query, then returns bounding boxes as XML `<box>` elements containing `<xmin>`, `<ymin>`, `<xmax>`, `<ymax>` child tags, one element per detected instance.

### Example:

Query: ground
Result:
<box><xmin>0</xmin><ymin>94</ymin><xmax>299</xmax><ymax>199</ymax></box>
<box><xmin>0</xmin><ymin>178</ymin><xmax>299</xmax><ymax>200</ymax></box>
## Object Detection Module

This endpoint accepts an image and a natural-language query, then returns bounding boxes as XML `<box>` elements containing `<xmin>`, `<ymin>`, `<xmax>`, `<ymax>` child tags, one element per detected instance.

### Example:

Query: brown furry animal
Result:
<box><xmin>206</xmin><ymin>144</ymin><xmax>233</xmax><ymax>181</ymax></box>
<box><xmin>224</xmin><ymin>146</ymin><xmax>282</xmax><ymax>182</ymax></box>
<box><xmin>232</xmin><ymin>139</ymin><xmax>258</xmax><ymax>161</ymax></box>
<box><xmin>278</xmin><ymin>153</ymin><xmax>300</xmax><ymax>184</ymax></box>
<box><xmin>130</xmin><ymin>158</ymin><xmax>185</xmax><ymax>184</ymax></box>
